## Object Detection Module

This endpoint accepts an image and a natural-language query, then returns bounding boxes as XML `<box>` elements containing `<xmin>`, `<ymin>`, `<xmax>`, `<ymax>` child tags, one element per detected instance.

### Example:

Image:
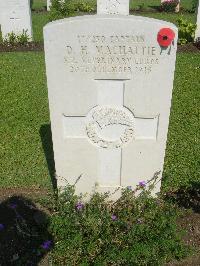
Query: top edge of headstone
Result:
<box><xmin>44</xmin><ymin>15</ymin><xmax>178</xmax><ymax>32</ymax></box>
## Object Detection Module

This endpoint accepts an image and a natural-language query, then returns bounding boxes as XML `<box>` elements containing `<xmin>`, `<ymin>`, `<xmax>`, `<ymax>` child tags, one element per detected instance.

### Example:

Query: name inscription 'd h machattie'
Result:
<box><xmin>64</xmin><ymin>35</ymin><xmax>160</xmax><ymax>75</ymax></box>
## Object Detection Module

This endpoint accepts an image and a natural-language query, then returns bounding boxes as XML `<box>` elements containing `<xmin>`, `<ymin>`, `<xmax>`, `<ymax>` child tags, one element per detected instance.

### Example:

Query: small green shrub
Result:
<box><xmin>3</xmin><ymin>30</ymin><xmax>30</xmax><ymax>45</ymax></box>
<box><xmin>161</xmin><ymin>0</ymin><xmax>179</xmax><ymax>12</ymax></box>
<box><xmin>49</xmin><ymin>176</ymin><xmax>189</xmax><ymax>265</ymax></box>
<box><xmin>74</xmin><ymin>0</ymin><xmax>94</xmax><ymax>13</ymax></box>
<box><xmin>16</xmin><ymin>30</ymin><xmax>30</xmax><ymax>45</ymax></box>
<box><xmin>177</xmin><ymin>18</ymin><xmax>197</xmax><ymax>45</ymax></box>
<box><xmin>4</xmin><ymin>32</ymin><xmax>18</xmax><ymax>45</ymax></box>
<box><xmin>49</xmin><ymin>0</ymin><xmax>94</xmax><ymax>21</ymax></box>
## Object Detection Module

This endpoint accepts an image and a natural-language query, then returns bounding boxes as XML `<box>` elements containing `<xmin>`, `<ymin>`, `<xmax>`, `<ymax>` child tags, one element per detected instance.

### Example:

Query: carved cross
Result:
<box><xmin>97</xmin><ymin>0</ymin><xmax>130</xmax><ymax>15</ymax></box>
<box><xmin>63</xmin><ymin>80</ymin><xmax>158</xmax><ymax>188</ymax></box>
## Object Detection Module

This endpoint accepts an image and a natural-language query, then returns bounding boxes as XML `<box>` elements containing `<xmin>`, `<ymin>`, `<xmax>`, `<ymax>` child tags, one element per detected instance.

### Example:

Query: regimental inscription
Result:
<box><xmin>86</xmin><ymin>106</ymin><xmax>135</xmax><ymax>149</ymax></box>
<box><xmin>64</xmin><ymin>35</ymin><xmax>159</xmax><ymax>75</ymax></box>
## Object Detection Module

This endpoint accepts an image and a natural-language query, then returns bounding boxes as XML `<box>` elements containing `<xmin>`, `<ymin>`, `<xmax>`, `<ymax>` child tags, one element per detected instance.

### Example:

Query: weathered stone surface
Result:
<box><xmin>47</xmin><ymin>0</ymin><xmax>51</xmax><ymax>11</ymax></box>
<box><xmin>44</xmin><ymin>14</ymin><xmax>178</xmax><ymax>198</ymax></box>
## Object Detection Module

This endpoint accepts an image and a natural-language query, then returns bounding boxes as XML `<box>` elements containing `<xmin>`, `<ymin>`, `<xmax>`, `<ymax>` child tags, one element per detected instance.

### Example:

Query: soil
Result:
<box><xmin>0</xmin><ymin>42</ymin><xmax>44</xmax><ymax>53</ymax></box>
<box><xmin>0</xmin><ymin>42</ymin><xmax>199</xmax><ymax>53</ymax></box>
<box><xmin>32</xmin><ymin>8</ymin><xmax>48</xmax><ymax>14</ymax></box>
<box><xmin>0</xmin><ymin>187</ymin><xmax>50</xmax><ymax>201</ymax></box>
<box><xmin>166</xmin><ymin>211</ymin><xmax>200</xmax><ymax>266</ymax></box>
<box><xmin>177</xmin><ymin>42</ymin><xmax>200</xmax><ymax>53</ymax></box>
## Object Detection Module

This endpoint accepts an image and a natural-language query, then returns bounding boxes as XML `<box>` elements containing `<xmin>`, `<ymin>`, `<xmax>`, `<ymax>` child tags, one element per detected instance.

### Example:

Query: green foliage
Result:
<box><xmin>134</xmin><ymin>3</ymin><xmax>145</xmax><ymax>12</ymax></box>
<box><xmin>49</xmin><ymin>177</ymin><xmax>189</xmax><ymax>265</ymax></box>
<box><xmin>32</xmin><ymin>12</ymin><xmax>49</xmax><ymax>42</ymax></box>
<box><xmin>3</xmin><ymin>30</ymin><xmax>30</xmax><ymax>45</ymax></box>
<box><xmin>192</xmin><ymin>0</ymin><xmax>199</xmax><ymax>12</ymax></box>
<box><xmin>177</xmin><ymin>18</ymin><xmax>197</xmax><ymax>45</ymax></box>
<box><xmin>49</xmin><ymin>0</ymin><xmax>94</xmax><ymax>21</ymax></box>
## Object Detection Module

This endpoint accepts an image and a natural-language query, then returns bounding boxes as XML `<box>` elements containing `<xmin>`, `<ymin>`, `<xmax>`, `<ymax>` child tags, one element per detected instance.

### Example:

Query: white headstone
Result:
<box><xmin>44</xmin><ymin>1</ymin><xmax>178</xmax><ymax>198</ymax></box>
<box><xmin>195</xmin><ymin>1</ymin><xmax>200</xmax><ymax>41</ymax></box>
<box><xmin>47</xmin><ymin>0</ymin><xmax>51</xmax><ymax>11</ymax></box>
<box><xmin>97</xmin><ymin>0</ymin><xmax>129</xmax><ymax>15</ymax></box>
<box><xmin>0</xmin><ymin>0</ymin><xmax>32</xmax><ymax>40</ymax></box>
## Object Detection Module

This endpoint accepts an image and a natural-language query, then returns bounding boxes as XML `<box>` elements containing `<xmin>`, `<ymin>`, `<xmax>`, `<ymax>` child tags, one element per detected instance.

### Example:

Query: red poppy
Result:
<box><xmin>157</xmin><ymin>28</ymin><xmax>175</xmax><ymax>47</ymax></box>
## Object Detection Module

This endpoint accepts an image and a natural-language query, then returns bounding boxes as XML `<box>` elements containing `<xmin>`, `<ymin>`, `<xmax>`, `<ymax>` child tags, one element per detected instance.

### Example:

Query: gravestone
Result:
<box><xmin>195</xmin><ymin>1</ymin><xmax>200</xmax><ymax>41</ymax></box>
<box><xmin>47</xmin><ymin>0</ymin><xmax>51</xmax><ymax>11</ymax></box>
<box><xmin>0</xmin><ymin>0</ymin><xmax>32</xmax><ymax>40</ymax></box>
<box><xmin>44</xmin><ymin>0</ymin><xmax>178</xmax><ymax>198</ymax></box>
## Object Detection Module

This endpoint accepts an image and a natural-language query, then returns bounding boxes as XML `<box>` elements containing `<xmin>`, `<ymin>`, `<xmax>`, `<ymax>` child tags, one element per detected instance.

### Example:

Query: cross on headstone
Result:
<box><xmin>97</xmin><ymin>0</ymin><xmax>130</xmax><ymax>15</ymax></box>
<box><xmin>63</xmin><ymin>80</ymin><xmax>158</xmax><ymax>188</ymax></box>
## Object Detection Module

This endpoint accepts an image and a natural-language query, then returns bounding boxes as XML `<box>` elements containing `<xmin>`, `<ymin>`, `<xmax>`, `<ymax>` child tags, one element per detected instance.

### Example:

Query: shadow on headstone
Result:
<box><xmin>0</xmin><ymin>196</ymin><xmax>53</xmax><ymax>265</ymax></box>
<box><xmin>165</xmin><ymin>181</ymin><xmax>200</xmax><ymax>213</ymax></box>
<box><xmin>40</xmin><ymin>124</ymin><xmax>57</xmax><ymax>190</ymax></box>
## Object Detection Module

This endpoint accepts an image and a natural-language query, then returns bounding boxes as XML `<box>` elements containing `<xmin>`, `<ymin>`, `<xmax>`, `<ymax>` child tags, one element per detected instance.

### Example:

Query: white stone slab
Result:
<box><xmin>97</xmin><ymin>0</ymin><xmax>129</xmax><ymax>15</ymax></box>
<box><xmin>195</xmin><ymin>1</ymin><xmax>200</xmax><ymax>41</ymax></box>
<box><xmin>0</xmin><ymin>0</ymin><xmax>32</xmax><ymax>40</ymax></box>
<box><xmin>47</xmin><ymin>0</ymin><xmax>51</xmax><ymax>11</ymax></box>
<box><xmin>44</xmin><ymin>15</ymin><xmax>178</xmax><ymax>198</ymax></box>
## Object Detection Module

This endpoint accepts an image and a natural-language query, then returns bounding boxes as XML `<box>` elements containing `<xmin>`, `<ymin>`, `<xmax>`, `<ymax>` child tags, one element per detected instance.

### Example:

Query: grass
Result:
<box><xmin>163</xmin><ymin>53</ymin><xmax>200</xmax><ymax>191</ymax></box>
<box><xmin>32</xmin><ymin>13</ymin><xmax>49</xmax><ymax>42</ymax></box>
<box><xmin>0</xmin><ymin>52</ymin><xmax>51</xmax><ymax>189</ymax></box>
<box><xmin>129</xmin><ymin>0</ymin><xmax>196</xmax><ymax>11</ymax></box>
<box><xmin>136</xmin><ymin>12</ymin><xmax>196</xmax><ymax>24</ymax></box>
<box><xmin>32</xmin><ymin>0</ymin><xmax>47</xmax><ymax>10</ymax></box>
<box><xmin>0</xmin><ymin>52</ymin><xmax>199</xmax><ymax>191</ymax></box>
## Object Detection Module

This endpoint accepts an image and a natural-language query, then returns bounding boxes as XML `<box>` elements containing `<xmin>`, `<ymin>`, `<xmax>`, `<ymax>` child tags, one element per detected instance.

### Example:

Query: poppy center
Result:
<box><xmin>163</xmin><ymin>35</ymin><xmax>168</xmax><ymax>40</ymax></box>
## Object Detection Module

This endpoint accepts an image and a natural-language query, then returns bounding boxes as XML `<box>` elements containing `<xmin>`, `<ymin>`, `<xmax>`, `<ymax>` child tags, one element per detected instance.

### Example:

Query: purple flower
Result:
<box><xmin>41</xmin><ymin>240</ymin><xmax>52</xmax><ymax>250</ymax></box>
<box><xmin>9</xmin><ymin>203</ymin><xmax>17</xmax><ymax>209</ymax></box>
<box><xmin>76</xmin><ymin>202</ymin><xmax>84</xmax><ymax>210</ymax></box>
<box><xmin>111</xmin><ymin>215</ymin><xmax>117</xmax><ymax>221</ymax></box>
<box><xmin>139</xmin><ymin>181</ymin><xmax>146</xmax><ymax>187</ymax></box>
<box><xmin>127</xmin><ymin>186</ymin><xmax>132</xmax><ymax>190</ymax></box>
<box><xmin>0</xmin><ymin>224</ymin><xmax>5</xmax><ymax>231</ymax></box>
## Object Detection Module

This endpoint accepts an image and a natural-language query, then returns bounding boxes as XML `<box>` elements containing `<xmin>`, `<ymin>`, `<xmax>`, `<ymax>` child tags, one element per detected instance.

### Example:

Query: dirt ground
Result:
<box><xmin>0</xmin><ymin>42</ymin><xmax>44</xmax><ymax>52</ymax></box>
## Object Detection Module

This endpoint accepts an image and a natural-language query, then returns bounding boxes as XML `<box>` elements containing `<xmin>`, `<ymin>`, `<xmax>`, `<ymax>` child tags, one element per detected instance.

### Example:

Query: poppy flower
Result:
<box><xmin>157</xmin><ymin>28</ymin><xmax>175</xmax><ymax>47</ymax></box>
